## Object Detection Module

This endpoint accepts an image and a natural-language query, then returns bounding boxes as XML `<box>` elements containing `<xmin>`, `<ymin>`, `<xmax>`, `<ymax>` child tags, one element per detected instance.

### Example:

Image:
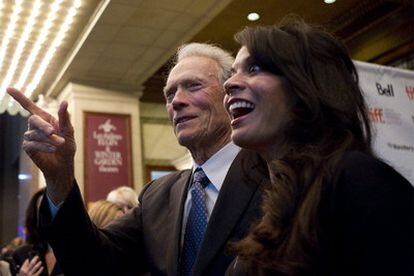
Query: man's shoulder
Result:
<box><xmin>150</xmin><ymin>170</ymin><xmax>191</xmax><ymax>186</ymax></box>
<box><xmin>140</xmin><ymin>169</ymin><xmax>191</xmax><ymax>200</ymax></box>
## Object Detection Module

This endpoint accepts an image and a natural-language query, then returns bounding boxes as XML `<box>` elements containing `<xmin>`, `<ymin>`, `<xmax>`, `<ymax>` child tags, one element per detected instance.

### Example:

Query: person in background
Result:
<box><xmin>0</xmin><ymin>237</ymin><xmax>24</xmax><ymax>271</ymax></box>
<box><xmin>223</xmin><ymin>16</ymin><xmax>414</xmax><ymax>275</ymax></box>
<box><xmin>1</xmin><ymin>237</ymin><xmax>24</xmax><ymax>261</ymax></box>
<box><xmin>0</xmin><ymin>259</ymin><xmax>12</xmax><ymax>276</ymax></box>
<box><xmin>18</xmin><ymin>256</ymin><xmax>43</xmax><ymax>276</ymax></box>
<box><xmin>106</xmin><ymin>186</ymin><xmax>139</xmax><ymax>213</ymax></box>
<box><xmin>7</xmin><ymin>42</ymin><xmax>268</xmax><ymax>275</ymax></box>
<box><xmin>11</xmin><ymin>189</ymin><xmax>63</xmax><ymax>276</ymax></box>
<box><xmin>88</xmin><ymin>200</ymin><xmax>124</xmax><ymax>228</ymax></box>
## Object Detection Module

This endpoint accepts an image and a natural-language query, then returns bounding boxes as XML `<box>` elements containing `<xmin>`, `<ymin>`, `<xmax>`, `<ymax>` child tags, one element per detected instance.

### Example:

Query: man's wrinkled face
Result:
<box><xmin>164</xmin><ymin>56</ymin><xmax>231</xmax><ymax>151</ymax></box>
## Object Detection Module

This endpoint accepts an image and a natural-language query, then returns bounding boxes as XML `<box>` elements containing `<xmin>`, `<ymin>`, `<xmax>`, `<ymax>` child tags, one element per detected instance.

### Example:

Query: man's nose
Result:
<box><xmin>171</xmin><ymin>88</ymin><xmax>188</xmax><ymax>109</ymax></box>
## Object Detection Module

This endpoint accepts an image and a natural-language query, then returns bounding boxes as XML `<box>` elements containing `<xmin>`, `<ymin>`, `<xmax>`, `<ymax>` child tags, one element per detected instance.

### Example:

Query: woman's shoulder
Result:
<box><xmin>339</xmin><ymin>150</ymin><xmax>395</xmax><ymax>170</ymax></box>
<box><xmin>329</xmin><ymin>150</ymin><xmax>413</xmax><ymax>213</ymax></box>
<box><xmin>334</xmin><ymin>150</ymin><xmax>412</xmax><ymax>189</ymax></box>
<box><xmin>323</xmin><ymin>152</ymin><xmax>414</xmax><ymax>275</ymax></box>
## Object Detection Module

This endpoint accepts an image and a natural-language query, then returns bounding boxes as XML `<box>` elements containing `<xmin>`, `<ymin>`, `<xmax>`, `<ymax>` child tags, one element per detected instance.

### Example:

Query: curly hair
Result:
<box><xmin>231</xmin><ymin>16</ymin><xmax>372</xmax><ymax>275</ymax></box>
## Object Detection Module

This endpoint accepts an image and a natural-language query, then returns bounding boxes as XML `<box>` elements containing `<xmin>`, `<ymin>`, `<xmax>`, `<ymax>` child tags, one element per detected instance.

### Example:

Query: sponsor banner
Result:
<box><xmin>84</xmin><ymin>112</ymin><xmax>133</xmax><ymax>202</ymax></box>
<box><xmin>355</xmin><ymin>61</ymin><xmax>414</xmax><ymax>185</ymax></box>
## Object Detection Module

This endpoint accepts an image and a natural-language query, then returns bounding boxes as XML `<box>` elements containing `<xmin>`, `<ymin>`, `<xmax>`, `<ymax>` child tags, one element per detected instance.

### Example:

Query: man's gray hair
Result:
<box><xmin>174</xmin><ymin>43</ymin><xmax>234</xmax><ymax>84</ymax></box>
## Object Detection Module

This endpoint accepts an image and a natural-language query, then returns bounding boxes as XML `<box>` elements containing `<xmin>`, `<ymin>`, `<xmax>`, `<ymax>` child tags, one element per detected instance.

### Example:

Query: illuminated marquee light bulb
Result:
<box><xmin>0</xmin><ymin>0</ymin><xmax>23</xmax><ymax>99</ymax></box>
<box><xmin>74</xmin><ymin>0</ymin><xmax>82</xmax><ymax>8</ymax></box>
<box><xmin>247</xmin><ymin>12</ymin><xmax>260</xmax><ymax>21</ymax></box>
<box><xmin>15</xmin><ymin>0</ymin><xmax>65</xmax><ymax>92</ymax></box>
<box><xmin>0</xmin><ymin>0</ymin><xmax>43</xmax><ymax>97</ymax></box>
<box><xmin>24</xmin><ymin>3</ymin><xmax>80</xmax><ymax>98</ymax></box>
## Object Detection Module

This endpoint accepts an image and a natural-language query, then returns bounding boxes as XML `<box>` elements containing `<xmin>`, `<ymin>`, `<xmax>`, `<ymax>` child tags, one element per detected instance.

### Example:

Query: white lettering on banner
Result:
<box><xmin>93</xmin><ymin>132</ymin><xmax>122</xmax><ymax>146</ymax></box>
<box><xmin>92</xmin><ymin>119</ymin><xmax>123</xmax><ymax>174</ymax></box>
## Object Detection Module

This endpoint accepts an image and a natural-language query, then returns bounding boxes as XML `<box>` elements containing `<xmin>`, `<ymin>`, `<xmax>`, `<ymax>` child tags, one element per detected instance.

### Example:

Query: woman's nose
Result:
<box><xmin>224</xmin><ymin>74</ymin><xmax>245</xmax><ymax>95</ymax></box>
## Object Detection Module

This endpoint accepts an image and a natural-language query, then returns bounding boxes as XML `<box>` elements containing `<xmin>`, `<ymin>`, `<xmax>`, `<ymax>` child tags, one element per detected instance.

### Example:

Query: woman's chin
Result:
<box><xmin>231</xmin><ymin>131</ymin><xmax>260</xmax><ymax>151</ymax></box>
<box><xmin>231</xmin><ymin>131</ymin><xmax>277</xmax><ymax>158</ymax></box>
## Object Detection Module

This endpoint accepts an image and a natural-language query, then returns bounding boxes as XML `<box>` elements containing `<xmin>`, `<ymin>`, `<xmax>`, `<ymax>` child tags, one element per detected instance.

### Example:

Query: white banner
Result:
<box><xmin>355</xmin><ymin>61</ymin><xmax>414</xmax><ymax>185</ymax></box>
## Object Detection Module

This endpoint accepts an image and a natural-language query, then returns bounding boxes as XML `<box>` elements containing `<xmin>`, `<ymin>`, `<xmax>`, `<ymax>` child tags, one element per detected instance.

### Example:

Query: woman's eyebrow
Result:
<box><xmin>244</xmin><ymin>56</ymin><xmax>256</xmax><ymax>66</ymax></box>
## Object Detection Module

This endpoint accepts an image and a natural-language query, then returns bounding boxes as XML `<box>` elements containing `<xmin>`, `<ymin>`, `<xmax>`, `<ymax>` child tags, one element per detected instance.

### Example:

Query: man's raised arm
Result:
<box><xmin>7</xmin><ymin>88</ymin><xmax>76</xmax><ymax>204</ymax></box>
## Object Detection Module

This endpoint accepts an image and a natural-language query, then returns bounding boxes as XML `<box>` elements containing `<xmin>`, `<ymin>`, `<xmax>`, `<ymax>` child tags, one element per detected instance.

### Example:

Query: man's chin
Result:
<box><xmin>176</xmin><ymin>133</ymin><xmax>195</xmax><ymax>147</ymax></box>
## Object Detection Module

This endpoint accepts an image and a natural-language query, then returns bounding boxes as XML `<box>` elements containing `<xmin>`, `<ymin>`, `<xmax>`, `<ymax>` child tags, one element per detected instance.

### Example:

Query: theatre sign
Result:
<box><xmin>84</xmin><ymin>112</ymin><xmax>133</xmax><ymax>202</ymax></box>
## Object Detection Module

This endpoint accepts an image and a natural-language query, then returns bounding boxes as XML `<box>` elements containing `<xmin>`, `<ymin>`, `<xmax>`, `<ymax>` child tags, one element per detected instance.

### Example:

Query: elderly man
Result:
<box><xmin>8</xmin><ymin>43</ymin><xmax>268</xmax><ymax>276</ymax></box>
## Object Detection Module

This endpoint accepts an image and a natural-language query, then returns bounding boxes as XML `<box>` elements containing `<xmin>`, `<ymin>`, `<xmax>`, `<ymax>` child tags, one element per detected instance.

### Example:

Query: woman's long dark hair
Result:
<box><xmin>25</xmin><ymin>188</ymin><xmax>48</xmax><ymax>254</ymax></box>
<box><xmin>232</xmin><ymin>16</ymin><xmax>373</xmax><ymax>275</ymax></box>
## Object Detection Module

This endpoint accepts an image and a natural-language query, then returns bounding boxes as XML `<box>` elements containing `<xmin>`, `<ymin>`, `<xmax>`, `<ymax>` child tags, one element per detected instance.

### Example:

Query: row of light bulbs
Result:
<box><xmin>0</xmin><ymin>0</ymin><xmax>81</xmax><ymax>111</ymax></box>
<box><xmin>246</xmin><ymin>0</ymin><xmax>335</xmax><ymax>22</ymax></box>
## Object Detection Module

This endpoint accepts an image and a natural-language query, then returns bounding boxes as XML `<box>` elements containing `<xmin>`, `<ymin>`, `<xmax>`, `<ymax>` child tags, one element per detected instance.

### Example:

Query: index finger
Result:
<box><xmin>7</xmin><ymin>88</ymin><xmax>54</xmax><ymax>122</ymax></box>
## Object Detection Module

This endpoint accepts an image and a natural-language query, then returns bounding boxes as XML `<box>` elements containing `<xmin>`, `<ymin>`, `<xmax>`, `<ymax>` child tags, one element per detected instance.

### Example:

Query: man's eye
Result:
<box><xmin>188</xmin><ymin>83</ymin><xmax>202</xmax><ymax>91</ymax></box>
<box><xmin>249</xmin><ymin>65</ymin><xmax>262</xmax><ymax>74</ymax></box>
<box><xmin>165</xmin><ymin>92</ymin><xmax>175</xmax><ymax>103</ymax></box>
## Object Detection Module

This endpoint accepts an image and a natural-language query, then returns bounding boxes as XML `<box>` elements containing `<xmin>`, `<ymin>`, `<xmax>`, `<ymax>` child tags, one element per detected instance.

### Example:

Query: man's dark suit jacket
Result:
<box><xmin>39</xmin><ymin>149</ymin><xmax>268</xmax><ymax>276</ymax></box>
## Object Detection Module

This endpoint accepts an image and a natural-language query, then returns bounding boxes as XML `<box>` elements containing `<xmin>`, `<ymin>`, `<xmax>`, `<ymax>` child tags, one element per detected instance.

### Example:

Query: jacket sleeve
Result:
<box><xmin>39</xmin><ymin>182</ymin><xmax>150</xmax><ymax>276</ymax></box>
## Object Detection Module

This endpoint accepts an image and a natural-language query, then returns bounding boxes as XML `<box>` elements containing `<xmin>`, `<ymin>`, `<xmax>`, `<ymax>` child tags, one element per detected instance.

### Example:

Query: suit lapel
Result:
<box><xmin>193</xmin><ymin>150</ymin><xmax>266</xmax><ymax>274</ymax></box>
<box><xmin>166</xmin><ymin>170</ymin><xmax>192</xmax><ymax>276</ymax></box>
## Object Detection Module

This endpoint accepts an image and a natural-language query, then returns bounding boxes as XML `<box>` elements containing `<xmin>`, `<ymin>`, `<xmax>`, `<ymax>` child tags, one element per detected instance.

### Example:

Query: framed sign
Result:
<box><xmin>84</xmin><ymin>112</ymin><xmax>133</xmax><ymax>202</ymax></box>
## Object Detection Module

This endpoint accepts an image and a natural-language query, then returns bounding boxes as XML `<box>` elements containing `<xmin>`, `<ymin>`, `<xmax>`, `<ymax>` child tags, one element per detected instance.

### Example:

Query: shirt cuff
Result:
<box><xmin>46</xmin><ymin>195</ymin><xmax>64</xmax><ymax>219</ymax></box>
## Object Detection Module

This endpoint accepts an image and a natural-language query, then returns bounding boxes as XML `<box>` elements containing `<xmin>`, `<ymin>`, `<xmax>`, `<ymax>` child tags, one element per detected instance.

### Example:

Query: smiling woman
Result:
<box><xmin>224</xmin><ymin>16</ymin><xmax>414</xmax><ymax>276</ymax></box>
<box><xmin>224</xmin><ymin>46</ymin><xmax>295</xmax><ymax>156</ymax></box>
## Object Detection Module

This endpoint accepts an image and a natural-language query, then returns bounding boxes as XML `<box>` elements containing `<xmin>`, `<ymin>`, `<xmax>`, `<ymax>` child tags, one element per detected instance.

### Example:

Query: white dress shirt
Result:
<box><xmin>181</xmin><ymin>142</ymin><xmax>241</xmax><ymax>243</ymax></box>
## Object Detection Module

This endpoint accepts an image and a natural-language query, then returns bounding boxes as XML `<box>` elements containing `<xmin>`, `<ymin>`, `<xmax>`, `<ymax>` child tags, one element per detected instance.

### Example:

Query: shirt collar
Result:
<box><xmin>193</xmin><ymin>142</ymin><xmax>241</xmax><ymax>192</ymax></box>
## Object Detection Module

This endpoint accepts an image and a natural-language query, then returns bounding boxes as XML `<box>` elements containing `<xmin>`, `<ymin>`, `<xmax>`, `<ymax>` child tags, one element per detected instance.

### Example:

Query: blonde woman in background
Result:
<box><xmin>106</xmin><ymin>186</ymin><xmax>138</xmax><ymax>213</ymax></box>
<box><xmin>88</xmin><ymin>200</ymin><xmax>125</xmax><ymax>228</ymax></box>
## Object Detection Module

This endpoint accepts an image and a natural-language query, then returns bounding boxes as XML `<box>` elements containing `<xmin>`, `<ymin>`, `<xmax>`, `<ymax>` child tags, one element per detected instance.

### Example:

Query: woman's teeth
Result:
<box><xmin>229</xmin><ymin>100</ymin><xmax>255</xmax><ymax>119</ymax></box>
<box><xmin>229</xmin><ymin>100</ymin><xmax>255</xmax><ymax>111</ymax></box>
